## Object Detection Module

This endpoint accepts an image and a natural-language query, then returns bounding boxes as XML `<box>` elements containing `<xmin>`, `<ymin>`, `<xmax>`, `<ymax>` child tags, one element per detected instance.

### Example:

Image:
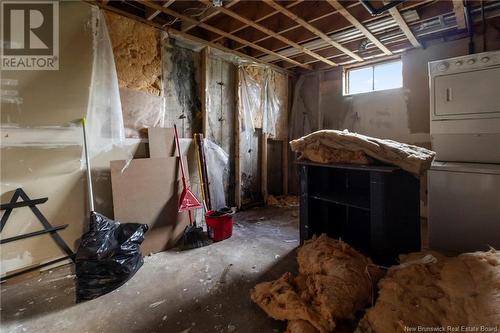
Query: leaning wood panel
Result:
<box><xmin>110</xmin><ymin>157</ymin><xmax>189</xmax><ymax>254</ymax></box>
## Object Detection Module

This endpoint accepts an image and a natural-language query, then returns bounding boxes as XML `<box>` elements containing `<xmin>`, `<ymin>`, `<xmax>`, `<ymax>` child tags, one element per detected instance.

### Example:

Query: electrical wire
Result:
<box><xmin>163</xmin><ymin>4</ymin><xmax>212</xmax><ymax>27</ymax></box>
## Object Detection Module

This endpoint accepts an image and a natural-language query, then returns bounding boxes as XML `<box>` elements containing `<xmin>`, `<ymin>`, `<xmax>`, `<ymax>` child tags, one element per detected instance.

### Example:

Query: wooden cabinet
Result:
<box><xmin>298</xmin><ymin>161</ymin><xmax>421</xmax><ymax>265</ymax></box>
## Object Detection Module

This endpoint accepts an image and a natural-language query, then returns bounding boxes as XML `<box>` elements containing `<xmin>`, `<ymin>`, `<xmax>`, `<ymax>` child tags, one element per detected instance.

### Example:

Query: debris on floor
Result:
<box><xmin>357</xmin><ymin>248</ymin><xmax>500</xmax><ymax>333</ymax></box>
<box><xmin>250</xmin><ymin>234</ymin><xmax>385</xmax><ymax>333</ymax></box>
<box><xmin>267</xmin><ymin>195</ymin><xmax>299</xmax><ymax>208</ymax></box>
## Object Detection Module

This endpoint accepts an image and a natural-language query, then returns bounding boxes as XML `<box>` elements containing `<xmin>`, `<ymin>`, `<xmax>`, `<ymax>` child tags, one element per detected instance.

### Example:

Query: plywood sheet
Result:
<box><xmin>110</xmin><ymin>157</ymin><xmax>189</xmax><ymax>254</ymax></box>
<box><xmin>148</xmin><ymin>127</ymin><xmax>176</xmax><ymax>158</ymax></box>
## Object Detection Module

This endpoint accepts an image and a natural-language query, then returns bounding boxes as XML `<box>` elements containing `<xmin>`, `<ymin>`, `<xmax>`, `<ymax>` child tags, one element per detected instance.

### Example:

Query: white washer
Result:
<box><xmin>428</xmin><ymin>51</ymin><xmax>500</xmax><ymax>253</ymax></box>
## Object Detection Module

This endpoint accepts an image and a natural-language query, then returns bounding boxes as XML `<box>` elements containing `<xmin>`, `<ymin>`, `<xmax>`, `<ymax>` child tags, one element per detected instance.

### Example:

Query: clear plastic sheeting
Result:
<box><xmin>85</xmin><ymin>8</ymin><xmax>126</xmax><ymax>159</ymax></box>
<box><xmin>120</xmin><ymin>88</ymin><xmax>165</xmax><ymax>138</ymax></box>
<box><xmin>238</xmin><ymin>66</ymin><xmax>282</xmax><ymax>138</ymax></box>
<box><xmin>262</xmin><ymin>71</ymin><xmax>281</xmax><ymax>137</ymax></box>
<box><xmin>238</xmin><ymin>67</ymin><xmax>260</xmax><ymax>138</ymax></box>
<box><xmin>204</xmin><ymin>139</ymin><xmax>229</xmax><ymax>210</ymax></box>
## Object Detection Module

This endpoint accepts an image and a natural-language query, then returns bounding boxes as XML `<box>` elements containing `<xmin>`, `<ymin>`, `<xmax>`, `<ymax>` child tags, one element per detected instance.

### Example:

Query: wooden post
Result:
<box><xmin>282</xmin><ymin>140</ymin><xmax>289</xmax><ymax>195</ymax></box>
<box><xmin>261</xmin><ymin>132</ymin><xmax>269</xmax><ymax>204</ymax></box>
<box><xmin>234</xmin><ymin>67</ymin><xmax>242</xmax><ymax>209</ymax></box>
<box><xmin>201</xmin><ymin>47</ymin><xmax>209</xmax><ymax>137</ymax></box>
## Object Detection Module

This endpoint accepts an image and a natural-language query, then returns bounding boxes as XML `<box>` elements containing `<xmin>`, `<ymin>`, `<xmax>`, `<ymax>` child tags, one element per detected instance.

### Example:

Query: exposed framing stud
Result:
<box><xmin>212</xmin><ymin>0</ymin><xmax>304</xmax><ymax>44</ymax></box>
<box><xmin>146</xmin><ymin>0</ymin><xmax>175</xmax><ymax>21</ymax></box>
<box><xmin>182</xmin><ymin>0</ymin><xmax>241</xmax><ymax>32</ymax></box>
<box><xmin>139</xmin><ymin>0</ymin><xmax>312</xmax><ymax>69</ymax></box>
<box><xmin>389</xmin><ymin>6</ymin><xmax>421</xmax><ymax>48</ymax></box>
<box><xmin>200</xmin><ymin>0</ymin><xmax>337</xmax><ymax>67</ymax></box>
<box><xmin>263</xmin><ymin>0</ymin><xmax>363</xmax><ymax>62</ymax></box>
<box><xmin>326</xmin><ymin>0</ymin><xmax>392</xmax><ymax>56</ymax></box>
<box><xmin>86</xmin><ymin>0</ymin><xmax>293</xmax><ymax>75</ymax></box>
<box><xmin>452</xmin><ymin>0</ymin><xmax>466</xmax><ymax>29</ymax></box>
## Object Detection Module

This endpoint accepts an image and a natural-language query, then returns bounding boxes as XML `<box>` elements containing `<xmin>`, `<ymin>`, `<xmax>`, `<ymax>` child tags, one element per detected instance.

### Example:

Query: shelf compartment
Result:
<box><xmin>309</xmin><ymin>192</ymin><xmax>370</xmax><ymax>211</ymax></box>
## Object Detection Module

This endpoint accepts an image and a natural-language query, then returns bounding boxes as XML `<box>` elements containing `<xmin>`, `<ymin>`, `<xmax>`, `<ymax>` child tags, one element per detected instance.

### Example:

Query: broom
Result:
<box><xmin>174</xmin><ymin>125</ymin><xmax>211</xmax><ymax>250</ymax></box>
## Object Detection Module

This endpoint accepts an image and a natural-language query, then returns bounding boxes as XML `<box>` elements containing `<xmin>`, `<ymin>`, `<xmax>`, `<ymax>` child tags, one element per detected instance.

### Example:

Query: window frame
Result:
<box><xmin>343</xmin><ymin>59</ymin><xmax>403</xmax><ymax>96</ymax></box>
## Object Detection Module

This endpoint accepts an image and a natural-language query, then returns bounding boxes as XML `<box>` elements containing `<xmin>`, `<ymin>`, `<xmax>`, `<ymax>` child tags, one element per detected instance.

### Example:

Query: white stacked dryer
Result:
<box><xmin>428</xmin><ymin>50</ymin><xmax>500</xmax><ymax>254</ymax></box>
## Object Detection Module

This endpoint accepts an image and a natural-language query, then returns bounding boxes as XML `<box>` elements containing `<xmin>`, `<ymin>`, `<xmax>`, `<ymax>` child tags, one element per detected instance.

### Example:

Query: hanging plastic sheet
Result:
<box><xmin>262</xmin><ymin>70</ymin><xmax>281</xmax><ymax>137</ymax></box>
<box><xmin>239</xmin><ymin>66</ymin><xmax>282</xmax><ymax>139</ymax></box>
<box><xmin>238</xmin><ymin>67</ymin><xmax>261</xmax><ymax>140</ymax></box>
<box><xmin>85</xmin><ymin>8</ymin><xmax>126</xmax><ymax>159</ymax></box>
<box><xmin>120</xmin><ymin>88</ymin><xmax>165</xmax><ymax>138</ymax></box>
<box><xmin>204</xmin><ymin>139</ymin><xmax>229</xmax><ymax>210</ymax></box>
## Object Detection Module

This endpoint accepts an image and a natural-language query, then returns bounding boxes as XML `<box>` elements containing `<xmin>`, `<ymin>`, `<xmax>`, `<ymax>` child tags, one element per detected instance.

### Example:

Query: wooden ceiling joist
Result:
<box><xmin>211</xmin><ymin>0</ymin><xmax>303</xmax><ymax>44</ymax></box>
<box><xmin>138</xmin><ymin>0</ymin><xmax>311</xmax><ymax>69</ymax></box>
<box><xmin>146</xmin><ymin>0</ymin><xmax>175</xmax><ymax>21</ymax></box>
<box><xmin>199</xmin><ymin>0</ymin><xmax>337</xmax><ymax>67</ymax></box>
<box><xmin>326</xmin><ymin>0</ymin><xmax>392</xmax><ymax>56</ymax></box>
<box><xmin>389</xmin><ymin>6</ymin><xmax>422</xmax><ymax>48</ymax></box>
<box><xmin>452</xmin><ymin>0</ymin><xmax>466</xmax><ymax>29</ymax></box>
<box><xmin>182</xmin><ymin>0</ymin><xmax>241</xmax><ymax>32</ymax></box>
<box><xmin>86</xmin><ymin>0</ymin><xmax>293</xmax><ymax>75</ymax></box>
<box><xmin>232</xmin><ymin>1</ymin><xmax>359</xmax><ymax>52</ymax></box>
<box><xmin>263</xmin><ymin>0</ymin><xmax>363</xmax><ymax>62</ymax></box>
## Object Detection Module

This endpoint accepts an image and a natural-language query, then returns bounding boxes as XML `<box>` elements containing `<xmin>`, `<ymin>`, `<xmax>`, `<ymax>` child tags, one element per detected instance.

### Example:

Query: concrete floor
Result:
<box><xmin>1</xmin><ymin>207</ymin><xmax>299</xmax><ymax>333</ymax></box>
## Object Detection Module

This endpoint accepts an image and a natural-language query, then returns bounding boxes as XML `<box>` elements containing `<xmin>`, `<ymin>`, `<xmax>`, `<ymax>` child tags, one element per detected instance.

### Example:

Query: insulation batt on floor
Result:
<box><xmin>357</xmin><ymin>249</ymin><xmax>500</xmax><ymax>333</ymax></box>
<box><xmin>250</xmin><ymin>234</ymin><xmax>385</xmax><ymax>333</ymax></box>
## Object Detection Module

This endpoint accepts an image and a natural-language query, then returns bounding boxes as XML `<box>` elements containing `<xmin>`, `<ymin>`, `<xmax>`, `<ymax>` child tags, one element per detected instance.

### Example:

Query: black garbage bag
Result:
<box><xmin>75</xmin><ymin>212</ymin><xmax>148</xmax><ymax>302</ymax></box>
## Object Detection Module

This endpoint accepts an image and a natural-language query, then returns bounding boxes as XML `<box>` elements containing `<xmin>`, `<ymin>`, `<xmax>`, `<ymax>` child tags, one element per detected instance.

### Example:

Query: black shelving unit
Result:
<box><xmin>298</xmin><ymin>161</ymin><xmax>421</xmax><ymax>265</ymax></box>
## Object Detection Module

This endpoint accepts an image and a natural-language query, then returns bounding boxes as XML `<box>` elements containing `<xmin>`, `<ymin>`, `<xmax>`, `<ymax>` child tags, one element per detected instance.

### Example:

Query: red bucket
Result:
<box><xmin>205</xmin><ymin>210</ymin><xmax>234</xmax><ymax>242</ymax></box>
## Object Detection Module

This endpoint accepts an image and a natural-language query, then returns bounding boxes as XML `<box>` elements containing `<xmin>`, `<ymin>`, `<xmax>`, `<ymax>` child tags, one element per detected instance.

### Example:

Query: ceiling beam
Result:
<box><xmin>211</xmin><ymin>0</ymin><xmax>303</xmax><ymax>43</ymax></box>
<box><xmin>182</xmin><ymin>0</ymin><xmax>241</xmax><ymax>32</ymax></box>
<box><xmin>84</xmin><ymin>0</ymin><xmax>293</xmax><ymax>75</ymax></box>
<box><xmin>232</xmin><ymin>1</ymin><xmax>359</xmax><ymax>52</ymax></box>
<box><xmin>146</xmin><ymin>0</ymin><xmax>175</xmax><ymax>21</ymax></box>
<box><xmin>138</xmin><ymin>0</ymin><xmax>311</xmax><ymax>69</ymax></box>
<box><xmin>326</xmin><ymin>0</ymin><xmax>392</xmax><ymax>56</ymax></box>
<box><xmin>389</xmin><ymin>6</ymin><xmax>421</xmax><ymax>48</ymax></box>
<box><xmin>199</xmin><ymin>0</ymin><xmax>337</xmax><ymax>67</ymax></box>
<box><xmin>263</xmin><ymin>0</ymin><xmax>363</xmax><ymax>62</ymax></box>
<box><xmin>242</xmin><ymin>0</ymin><xmax>433</xmax><ymax>57</ymax></box>
<box><xmin>452</xmin><ymin>0</ymin><xmax>466</xmax><ymax>29</ymax></box>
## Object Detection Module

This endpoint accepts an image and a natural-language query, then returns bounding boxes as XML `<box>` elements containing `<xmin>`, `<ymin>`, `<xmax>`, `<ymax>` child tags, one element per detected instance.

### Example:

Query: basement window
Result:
<box><xmin>344</xmin><ymin>60</ymin><xmax>403</xmax><ymax>95</ymax></box>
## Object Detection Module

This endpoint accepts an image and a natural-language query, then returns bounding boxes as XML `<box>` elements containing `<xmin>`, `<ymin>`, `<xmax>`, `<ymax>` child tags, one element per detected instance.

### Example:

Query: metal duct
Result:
<box><xmin>360</xmin><ymin>0</ymin><xmax>406</xmax><ymax>16</ymax></box>
<box><xmin>259</xmin><ymin>10</ymin><xmax>419</xmax><ymax>62</ymax></box>
<box><xmin>260</xmin><ymin>1</ymin><xmax>500</xmax><ymax>64</ymax></box>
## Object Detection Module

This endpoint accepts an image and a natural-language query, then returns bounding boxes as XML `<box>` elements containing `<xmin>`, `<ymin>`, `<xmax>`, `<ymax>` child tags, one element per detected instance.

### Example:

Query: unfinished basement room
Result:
<box><xmin>1</xmin><ymin>0</ymin><xmax>499</xmax><ymax>332</ymax></box>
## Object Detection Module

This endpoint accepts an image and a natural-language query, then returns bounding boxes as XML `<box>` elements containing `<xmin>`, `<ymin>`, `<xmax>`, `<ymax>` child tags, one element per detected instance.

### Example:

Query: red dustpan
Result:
<box><xmin>174</xmin><ymin>125</ymin><xmax>202</xmax><ymax>214</ymax></box>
